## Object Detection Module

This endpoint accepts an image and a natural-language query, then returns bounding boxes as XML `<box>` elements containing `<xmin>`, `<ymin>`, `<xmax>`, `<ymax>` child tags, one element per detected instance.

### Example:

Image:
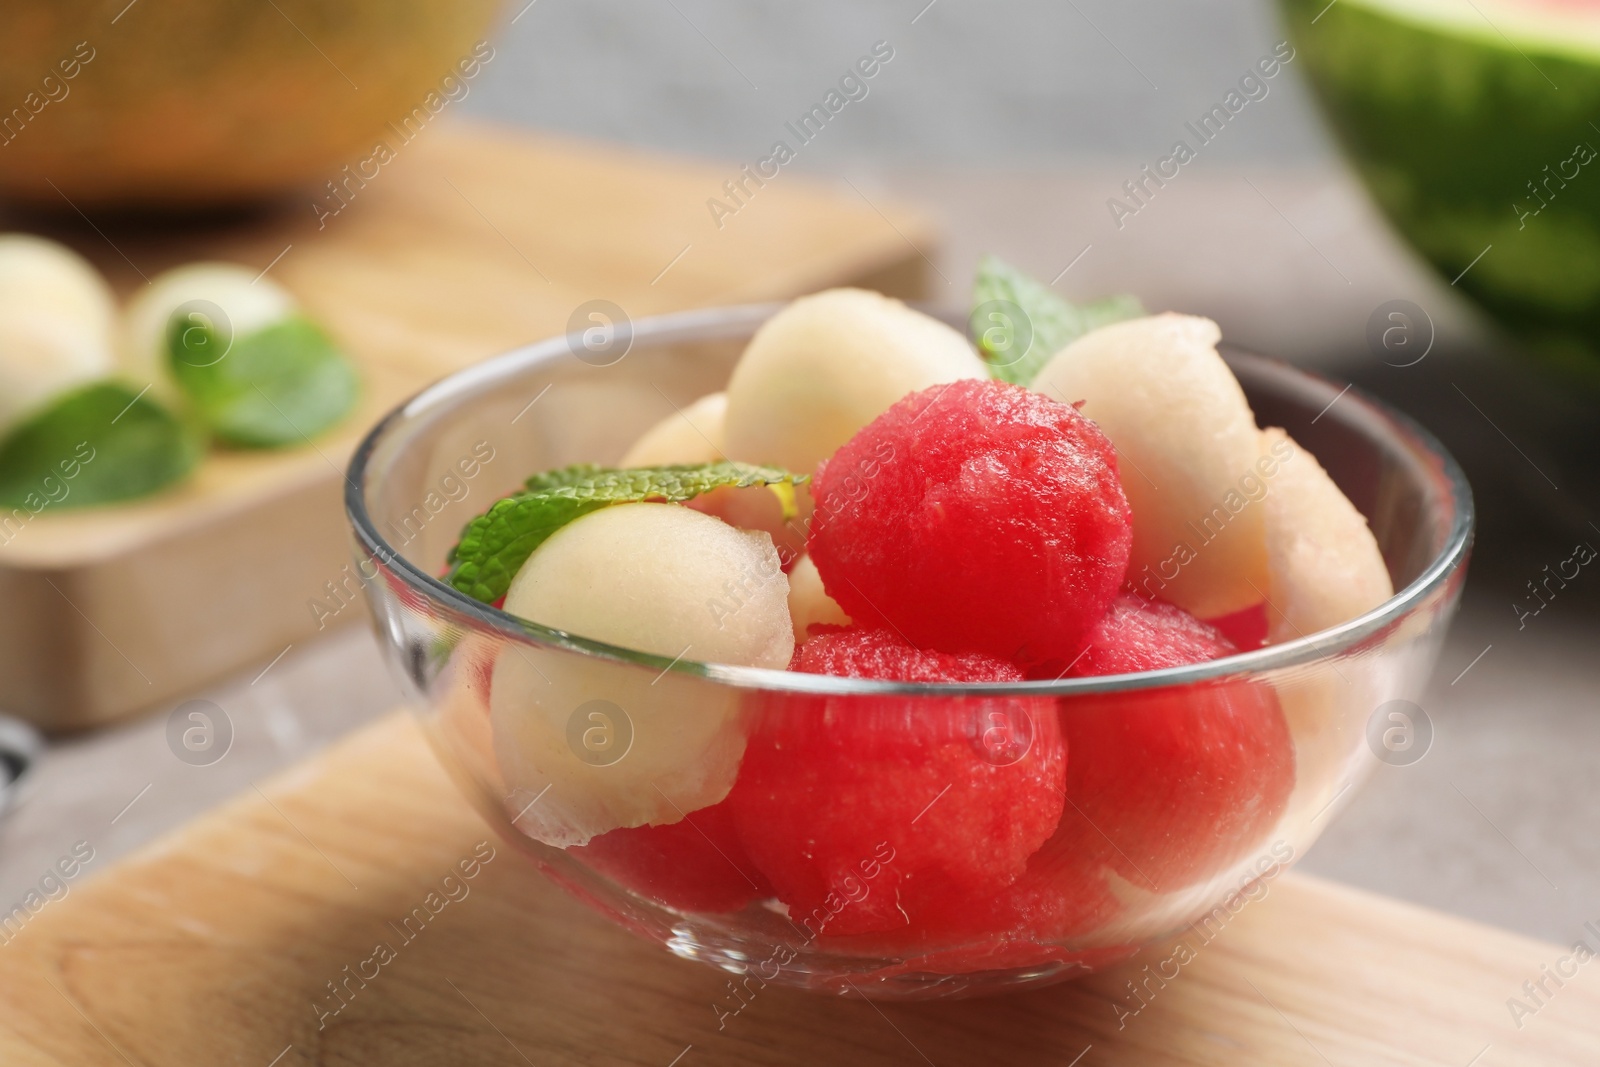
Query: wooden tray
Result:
<box><xmin>0</xmin><ymin>122</ymin><xmax>934</xmax><ymax>730</ymax></box>
<box><xmin>0</xmin><ymin>711</ymin><xmax>1594</xmax><ymax>1065</ymax></box>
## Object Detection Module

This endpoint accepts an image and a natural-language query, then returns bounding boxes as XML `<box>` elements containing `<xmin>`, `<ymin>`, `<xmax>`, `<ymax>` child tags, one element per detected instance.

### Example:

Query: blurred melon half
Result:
<box><xmin>1284</xmin><ymin>0</ymin><xmax>1600</xmax><ymax>377</ymax></box>
<box><xmin>0</xmin><ymin>0</ymin><xmax>501</xmax><ymax>208</ymax></box>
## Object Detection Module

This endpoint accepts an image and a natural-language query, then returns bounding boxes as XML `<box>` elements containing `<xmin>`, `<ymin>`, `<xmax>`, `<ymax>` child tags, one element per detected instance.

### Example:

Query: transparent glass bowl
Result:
<box><xmin>346</xmin><ymin>305</ymin><xmax>1472</xmax><ymax>999</ymax></box>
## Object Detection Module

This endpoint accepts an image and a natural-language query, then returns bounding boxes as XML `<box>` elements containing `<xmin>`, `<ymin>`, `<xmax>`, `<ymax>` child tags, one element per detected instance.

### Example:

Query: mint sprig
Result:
<box><xmin>445</xmin><ymin>461</ymin><xmax>808</xmax><ymax>604</ymax></box>
<box><xmin>971</xmin><ymin>255</ymin><xmax>1144</xmax><ymax>386</ymax></box>
<box><xmin>0</xmin><ymin>382</ymin><xmax>202</xmax><ymax>508</ymax></box>
<box><xmin>169</xmin><ymin>314</ymin><xmax>359</xmax><ymax>448</ymax></box>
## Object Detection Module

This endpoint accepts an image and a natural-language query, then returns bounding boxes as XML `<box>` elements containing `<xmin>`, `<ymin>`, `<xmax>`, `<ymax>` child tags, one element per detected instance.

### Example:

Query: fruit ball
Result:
<box><xmin>573</xmin><ymin>797</ymin><xmax>773</xmax><ymax>913</ymax></box>
<box><xmin>1056</xmin><ymin>594</ymin><xmax>1295</xmax><ymax>892</ymax></box>
<box><xmin>723</xmin><ymin>288</ymin><xmax>987</xmax><ymax>476</ymax></box>
<box><xmin>1068</xmin><ymin>593</ymin><xmax>1239</xmax><ymax>676</ymax></box>
<box><xmin>1260</xmin><ymin>427</ymin><xmax>1393</xmax><ymax>642</ymax></box>
<box><xmin>490</xmin><ymin>503</ymin><xmax>793</xmax><ymax>847</ymax></box>
<box><xmin>725</xmin><ymin>627</ymin><xmax>1065</xmax><ymax>938</ymax></box>
<box><xmin>808</xmin><ymin>377</ymin><xmax>1132</xmax><ymax>671</ymax></box>
<box><xmin>618</xmin><ymin>391</ymin><xmax>727</xmax><ymax>467</ymax></box>
<box><xmin>1035</xmin><ymin>314</ymin><xmax>1269</xmax><ymax>620</ymax></box>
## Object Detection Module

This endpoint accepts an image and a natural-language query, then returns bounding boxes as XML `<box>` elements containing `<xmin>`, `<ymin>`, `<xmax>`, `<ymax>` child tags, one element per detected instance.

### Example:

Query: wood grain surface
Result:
<box><xmin>0</xmin><ymin>121</ymin><xmax>933</xmax><ymax>729</ymax></box>
<box><xmin>0</xmin><ymin>710</ymin><xmax>1594</xmax><ymax>1066</ymax></box>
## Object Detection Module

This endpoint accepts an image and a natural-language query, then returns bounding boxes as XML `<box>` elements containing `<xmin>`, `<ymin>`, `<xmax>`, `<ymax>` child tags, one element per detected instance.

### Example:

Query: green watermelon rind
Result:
<box><xmin>1283</xmin><ymin>0</ymin><xmax>1600</xmax><ymax>376</ymax></box>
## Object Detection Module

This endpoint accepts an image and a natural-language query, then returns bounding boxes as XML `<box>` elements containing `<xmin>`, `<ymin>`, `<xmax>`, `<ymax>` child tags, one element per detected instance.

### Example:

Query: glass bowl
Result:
<box><xmin>345</xmin><ymin>304</ymin><xmax>1472</xmax><ymax>1000</ymax></box>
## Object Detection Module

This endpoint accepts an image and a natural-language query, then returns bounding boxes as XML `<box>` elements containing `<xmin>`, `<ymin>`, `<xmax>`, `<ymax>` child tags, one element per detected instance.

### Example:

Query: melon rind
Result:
<box><xmin>1284</xmin><ymin>0</ymin><xmax>1600</xmax><ymax>375</ymax></box>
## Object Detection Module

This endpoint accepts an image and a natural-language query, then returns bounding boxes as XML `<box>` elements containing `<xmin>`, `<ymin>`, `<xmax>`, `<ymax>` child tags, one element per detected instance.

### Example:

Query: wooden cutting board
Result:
<box><xmin>0</xmin><ymin>121</ymin><xmax>934</xmax><ymax>731</ymax></box>
<box><xmin>0</xmin><ymin>711</ymin><xmax>1594</xmax><ymax>1066</ymax></box>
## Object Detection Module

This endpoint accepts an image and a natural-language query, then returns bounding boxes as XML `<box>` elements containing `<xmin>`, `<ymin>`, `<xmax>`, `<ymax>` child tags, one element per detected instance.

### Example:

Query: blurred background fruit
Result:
<box><xmin>0</xmin><ymin>0</ymin><xmax>502</xmax><ymax>208</ymax></box>
<box><xmin>1283</xmin><ymin>0</ymin><xmax>1600</xmax><ymax>378</ymax></box>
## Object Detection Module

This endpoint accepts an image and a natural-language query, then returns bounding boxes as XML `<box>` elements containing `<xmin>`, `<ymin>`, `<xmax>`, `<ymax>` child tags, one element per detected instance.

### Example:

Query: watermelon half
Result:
<box><xmin>1283</xmin><ymin>0</ymin><xmax>1600</xmax><ymax>377</ymax></box>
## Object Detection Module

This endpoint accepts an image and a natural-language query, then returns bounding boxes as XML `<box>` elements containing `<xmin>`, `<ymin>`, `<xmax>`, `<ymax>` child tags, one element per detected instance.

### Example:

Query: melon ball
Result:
<box><xmin>787</xmin><ymin>553</ymin><xmax>849</xmax><ymax>643</ymax></box>
<box><xmin>121</xmin><ymin>262</ymin><xmax>297</xmax><ymax>403</ymax></box>
<box><xmin>723</xmin><ymin>288</ymin><xmax>987</xmax><ymax>475</ymax></box>
<box><xmin>1034</xmin><ymin>314</ymin><xmax>1268</xmax><ymax>619</ymax></box>
<box><xmin>619</xmin><ymin>391</ymin><xmax>727</xmax><ymax>467</ymax></box>
<box><xmin>0</xmin><ymin>235</ymin><xmax>116</xmax><ymax>434</ymax></box>
<box><xmin>0</xmin><ymin>235</ymin><xmax>115</xmax><ymax>335</ymax></box>
<box><xmin>1260</xmin><ymin>427</ymin><xmax>1393</xmax><ymax>642</ymax></box>
<box><xmin>490</xmin><ymin>503</ymin><xmax>793</xmax><ymax>847</ymax></box>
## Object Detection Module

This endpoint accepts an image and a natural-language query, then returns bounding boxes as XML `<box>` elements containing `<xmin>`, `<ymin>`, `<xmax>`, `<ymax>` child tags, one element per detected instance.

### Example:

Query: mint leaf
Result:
<box><xmin>446</xmin><ymin>461</ymin><xmax>807</xmax><ymax>604</ymax></box>
<box><xmin>971</xmin><ymin>255</ymin><xmax>1144</xmax><ymax>386</ymax></box>
<box><xmin>524</xmin><ymin>464</ymin><xmax>607</xmax><ymax>493</ymax></box>
<box><xmin>0</xmin><ymin>382</ymin><xmax>203</xmax><ymax>508</ymax></box>
<box><xmin>170</xmin><ymin>314</ymin><xmax>359</xmax><ymax>448</ymax></box>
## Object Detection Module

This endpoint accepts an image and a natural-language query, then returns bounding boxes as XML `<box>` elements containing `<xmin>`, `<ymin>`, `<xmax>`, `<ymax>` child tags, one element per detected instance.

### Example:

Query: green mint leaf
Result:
<box><xmin>446</xmin><ymin>461</ymin><xmax>807</xmax><ymax>604</ymax></box>
<box><xmin>523</xmin><ymin>464</ymin><xmax>608</xmax><ymax>493</ymax></box>
<box><xmin>971</xmin><ymin>255</ymin><xmax>1144</xmax><ymax>386</ymax></box>
<box><xmin>169</xmin><ymin>314</ymin><xmax>359</xmax><ymax>448</ymax></box>
<box><xmin>0</xmin><ymin>382</ymin><xmax>203</xmax><ymax>509</ymax></box>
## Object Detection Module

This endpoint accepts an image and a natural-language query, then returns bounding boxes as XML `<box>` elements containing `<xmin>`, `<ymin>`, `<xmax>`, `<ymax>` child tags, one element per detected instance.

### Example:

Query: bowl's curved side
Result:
<box><xmin>345</xmin><ymin>303</ymin><xmax>1473</xmax><ymax>997</ymax></box>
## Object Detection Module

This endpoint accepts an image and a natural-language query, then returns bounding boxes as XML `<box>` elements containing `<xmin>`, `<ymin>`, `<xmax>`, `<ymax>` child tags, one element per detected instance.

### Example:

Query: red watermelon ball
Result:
<box><xmin>1057</xmin><ymin>594</ymin><xmax>1295</xmax><ymax>892</ymax></box>
<box><xmin>808</xmin><ymin>378</ymin><xmax>1132</xmax><ymax>671</ymax></box>
<box><xmin>571</xmin><ymin>798</ymin><xmax>772</xmax><ymax>914</ymax></box>
<box><xmin>1067</xmin><ymin>593</ymin><xmax>1242</xmax><ymax>676</ymax></box>
<box><xmin>725</xmin><ymin>627</ymin><xmax>1065</xmax><ymax>939</ymax></box>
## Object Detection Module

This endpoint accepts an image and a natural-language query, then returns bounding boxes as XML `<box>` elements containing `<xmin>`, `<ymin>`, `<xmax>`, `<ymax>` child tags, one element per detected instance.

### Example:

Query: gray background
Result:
<box><xmin>460</xmin><ymin>0</ymin><xmax>1331</xmax><ymax>167</ymax></box>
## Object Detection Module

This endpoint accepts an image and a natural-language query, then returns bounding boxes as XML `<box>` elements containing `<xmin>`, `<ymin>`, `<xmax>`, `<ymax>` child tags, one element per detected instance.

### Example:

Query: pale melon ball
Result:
<box><xmin>490</xmin><ymin>503</ymin><xmax>793</xmax><ymax>846</ymax></box>
<box><xmin>0</xmin><ymin>316</ymin><xmax>117</xmax><ymax>437</ymax></box>
<box><xmin>1034</xmin><ymin>314</ymin><xmax>1268</xmax><ymax>619</ymax></box>
<box><xmin>0</xmin><ymin>235</ymin><xmax>117</xmax><ymax>435</ymax></box>
<box><xmin>619</xmin><ymin>391</ymin><xmax>727</xmax><ymax>467</ymax></box>
<box><xmin>787</xmin><ymin>553</ymin><xmax>849</xmax><ymax>643</ymax></box>
<box><xmin>0</xmin><ymin>234</ymin><xmax>116</xmax><ymax>339</ymax></box>
<box><xmin>121</xmin><ymin>262</ymin><xmax>297</xmax><ymax>401</ymax></box>
<box><xmin>723</xmin><ymin>288</ymin><xmax>987</xmax><ymax>475</ymax></box>
<box><xmin>1260</xmin><ymin>427</ymin><xmax>1393</xmax><ymax>643</ymax></box>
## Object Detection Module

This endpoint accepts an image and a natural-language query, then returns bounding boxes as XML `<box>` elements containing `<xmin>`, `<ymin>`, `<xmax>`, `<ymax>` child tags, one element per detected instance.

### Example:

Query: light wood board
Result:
<box><xmin>0</xmin><ymin>710</ymin><xmax>1594</xmax><ymax>1066</ymax></box>
<box><xmin>0</xmin><ymin>121</ymin><xmax>934</xmax><ymax>729</ymax></box>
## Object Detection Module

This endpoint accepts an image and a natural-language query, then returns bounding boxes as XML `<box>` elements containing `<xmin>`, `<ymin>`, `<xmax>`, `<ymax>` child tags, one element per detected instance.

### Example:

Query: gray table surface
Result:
<box><xmin>2</xmin><ymin>158</ymin><xmax>1596</xmax><ymax>959</ymax></box>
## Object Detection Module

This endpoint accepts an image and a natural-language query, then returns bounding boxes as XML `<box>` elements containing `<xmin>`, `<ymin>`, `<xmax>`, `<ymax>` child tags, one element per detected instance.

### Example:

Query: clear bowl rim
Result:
<box><xmin>345</xmin><ymin>302</ymin><xmax>1474</xmax><ymax>698</ymax></box>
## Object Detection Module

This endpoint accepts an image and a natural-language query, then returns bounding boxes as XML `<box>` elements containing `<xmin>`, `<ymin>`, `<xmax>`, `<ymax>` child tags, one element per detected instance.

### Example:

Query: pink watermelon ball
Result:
<box><xmin>725</xmin><ymin>627</ymin><xmax>1065</xmax><ymax>939</ymax></box>
<box><xmin>808</xmin><ymin>379</ymin><xmax>1132</xmax><ymax>670</ymax></box>
<box><xmin>572</xmin><ymin>798</ymin><xmax>772</xmax><ymax>914</ymax></box>
<box><xmin>1059</xmin><ymin>595</ymin><xmax>1295</xmax><ymax>892</ymax></box>
<box><xmin>1067</xmin><ymin>593</ymin><xmax>1240</xmax><ymax>676</ymax></box>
